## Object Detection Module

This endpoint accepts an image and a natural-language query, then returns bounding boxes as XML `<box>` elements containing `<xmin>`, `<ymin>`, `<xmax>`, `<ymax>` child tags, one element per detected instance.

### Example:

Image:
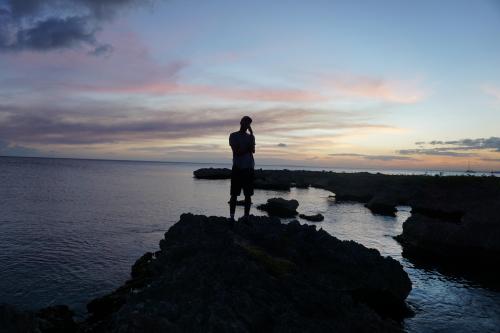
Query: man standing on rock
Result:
<box><xmin>229</xmin><ymin>116</ymin><xmax>255</xmax><ymax>220</ymax></box>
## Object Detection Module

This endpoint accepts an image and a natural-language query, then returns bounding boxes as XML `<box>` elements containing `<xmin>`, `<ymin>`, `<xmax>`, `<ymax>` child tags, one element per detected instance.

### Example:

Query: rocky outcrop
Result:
<box><xmin>194</xmin><ymin>168</ymin><xmax>500</xmax><ymax>271</ymax></box>
<box><xmin>82</xmin><ymin>214</ymin><xmax>412</xmax><ymax>332</ymax></box>
<box><xmin>299</xmin><ymin>213</ymin><xmax>325</xmax><ymax>222</ymax></box>
<box><xmin>395</xmin><ymin>211</ymin><xmax>500</xmax><ymax>267</ymax></box>
<box><xmin>193</xmin><ymin>168</ymin><xmax>232</xmax><ymax>179</ymax></box>
<box><xmin>257</xmin><ymin>198</ymin><xmax>299</xmax><ymax>217</ymax></box>
<box><xmin>0</xmin><ymin>304</ymin><xmax>77</xmax><ymax>333</ymax></box>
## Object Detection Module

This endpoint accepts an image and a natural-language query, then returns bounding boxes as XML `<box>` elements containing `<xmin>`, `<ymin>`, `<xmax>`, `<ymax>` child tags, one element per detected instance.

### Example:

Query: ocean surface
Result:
<box><xmin>0</xmin><ymin>156</ymin><xmax>499</xmax><ymax>332</ymax></box>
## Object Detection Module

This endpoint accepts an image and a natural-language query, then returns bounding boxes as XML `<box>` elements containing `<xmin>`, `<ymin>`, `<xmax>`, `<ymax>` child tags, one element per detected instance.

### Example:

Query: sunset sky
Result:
<box><xmin>1</xmin><ymin>0</ymin><xmax>499</xmax><ymax>170</ymax></box>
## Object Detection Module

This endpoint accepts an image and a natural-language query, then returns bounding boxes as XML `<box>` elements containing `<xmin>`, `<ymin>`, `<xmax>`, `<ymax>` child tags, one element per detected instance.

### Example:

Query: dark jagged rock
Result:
<box><xmin>365</xmin><ymin>195</ymin><xmax>398</xmax><ymax>217</ymax></box>
<box><xmin>0</xmin><ymin>304</ymin><xmax>38</xmax><ymax>333</ymax></box>
<box><xmin>194</xmin><ymin>168</ymin><xmax>500</xmax><ymax>272</ymax></box>
<box><xmin>0</xmin><ymin>304</ymin><xmax>77</xmax><ymax>333</ymax></box>
<box><xmin>80</xmin><ymin>214</ymin><xmax>411</xmax><ymax>332</ymax></box>
<box><xmin>292</xmin><ymin>181</ymin><xmax>310</xmax><ymax>188</ymax></box>
<box><xmin>395</xmin><ymin>212</ymin><xmax>500</xmax><ymax>268</ymax></box>
<box><xmin>86</xmin><ymin>252</ymin><xmax>156</xmax><ymax>322</ymax></box>
<box><xmin>299</xmin><ymin>213</ymin><xmax>324</xmax><ymax>222</ymax></box>
<box><xmin>36</xmin><ymin>305</ymin><xmax>77</xmax><ymax>333</ymax></box>
<box><xmin>257</xmin><ymin>198</ymin><xmax>299</xmax><ymax>217</ymax></box>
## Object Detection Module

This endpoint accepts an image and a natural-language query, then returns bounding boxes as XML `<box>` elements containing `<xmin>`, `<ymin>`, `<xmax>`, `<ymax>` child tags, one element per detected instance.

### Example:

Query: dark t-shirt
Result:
<box><xmin>229</xmin><ymin>131</ymin><xmax>255</xmax><ymax>169</ymax></box>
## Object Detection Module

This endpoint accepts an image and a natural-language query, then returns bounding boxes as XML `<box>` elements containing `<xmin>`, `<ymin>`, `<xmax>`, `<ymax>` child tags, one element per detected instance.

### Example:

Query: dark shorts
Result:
<box><xmin>230</xmin><ymin>167</ymin><xmax>254</xmax><ymax>197</ymax></box>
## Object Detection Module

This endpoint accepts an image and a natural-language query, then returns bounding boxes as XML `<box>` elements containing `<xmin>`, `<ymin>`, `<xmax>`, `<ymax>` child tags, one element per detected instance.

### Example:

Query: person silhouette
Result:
<box><xmin>229</xmin><ymin>116</ymin><xmax>255</xmax><ymax>220</ymax></box>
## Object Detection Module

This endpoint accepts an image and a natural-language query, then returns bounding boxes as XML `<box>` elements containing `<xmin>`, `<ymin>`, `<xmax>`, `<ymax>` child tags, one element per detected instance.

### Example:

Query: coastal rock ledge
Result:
<box><xmin>81</xmin><ymin>214</ymin><xmax>411</xmax><ymax>333</ymax></box>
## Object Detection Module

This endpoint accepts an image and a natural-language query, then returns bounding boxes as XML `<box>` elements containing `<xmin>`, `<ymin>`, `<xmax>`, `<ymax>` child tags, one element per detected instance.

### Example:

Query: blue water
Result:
<box><xmin>0</xmin><ymin>156</ymin><xmax>499</xmax><ymax>332</ymax></box>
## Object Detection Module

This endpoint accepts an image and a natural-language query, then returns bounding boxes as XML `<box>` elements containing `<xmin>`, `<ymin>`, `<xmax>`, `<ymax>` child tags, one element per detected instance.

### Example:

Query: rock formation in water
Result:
<box><xmin>256</xmin><ymin>198</ymin><xmax>299</xmax><ymax>217</ymax></box>
<box><xmin>299</xmin><ymin>213</ymin><xmax>325</xmax><ymax>222</ymax></box>
<box><xmin>80</xmin><ymin>214</ymin><xmax>411</xmax><ymax>332</ymax></box>
<box><xmin>194</xmin><ymin>168</ymin><xmax>500</xmax><ymax>271</ymax></box>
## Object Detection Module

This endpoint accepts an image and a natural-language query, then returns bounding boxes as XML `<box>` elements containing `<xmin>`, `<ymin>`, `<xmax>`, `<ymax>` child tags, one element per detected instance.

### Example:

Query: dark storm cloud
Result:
<box><xmin>4</xmin><ymin>0</ymin><xmax>144</xmax><ymax>19</ymax></box>
<box><xmin>13</xmin><ymin>16</ymin><xmax>96</xmax><ymax>50</ymax></box>
<box><xmin>89</xmin><ymin>43</ymin><xmax>113</xmax><ymax>56</ymax></box>
<box><xmin>329</xmin><ymin>153</ymin><xmax>416</xmax><ymax>161</ymax></box>
<box><xmin>0</xmin><ymin>0</ymin><xmax>153</xmax><ymax>52</ymax></box>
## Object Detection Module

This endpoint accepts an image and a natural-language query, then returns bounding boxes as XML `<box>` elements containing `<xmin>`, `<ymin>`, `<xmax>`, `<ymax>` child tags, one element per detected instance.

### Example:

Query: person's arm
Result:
<box><xmin>249</xmin><ymin>126</ymin><xmax>255</xmax><ymax>153</ymax></box>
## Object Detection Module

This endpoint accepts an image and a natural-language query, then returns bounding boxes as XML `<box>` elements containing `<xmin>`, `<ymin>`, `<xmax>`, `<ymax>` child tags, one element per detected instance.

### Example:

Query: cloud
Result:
<box><xmin>0</xmin><ymin>102</ymin><xmax>397</xmax><ymax>146</ymax></box>
<box><xmin>129</xmin><ymin>144</ymin><xmax>221</xmax><ymax>153</ymax></box>
<box><xmin>397</xmin><ymin>137</ymin><xmax>500</xmax><ymax>158</ymax></box>
<box><xmin>323</xmin><ymin>75</ymin><xmax>426</xmax><ymax>104</ymax></box>
<box><xmin>483</xmin><ymin>85</ymin><xmax>500</xmax><ymax>101</ymax></box>
<box><xmin>12</xmin><ymin>16</ymin><xmax>96</xmax><ymax>51</ymax></box>
<box><xmin>277</xmin><ymin>143</ymin><xmax>287</xmax><ymax>147</ymax></box>
<box><xmin>0</xmin><ymin>140</ymin><xmax>40</xmax><ymax>156</ymax></box>
<box><xmin>397</xmin><ymin>149</ymin><xmax>475</xmax><ymax>157</ymax></box>
<box><xmin>329</xmin><ymin>153</ymin><xmax>364</xmax><ymax>157</ymax></box>
<box><xmin>75</xmin><ymin>81</ymin><xmax>327</xmax><ymax>102</ymax></box>
<box><xmin>88</xmin><ymin>43</ymin><xmax>113</xmax><ymax>56</ymax></box>
<box><xmin>414</xmin><ymin>137</ymin><xmax>500</xmax><ymax>152</ymax></box>
<box><xmin>329</xmin><ymin>153</ymin><xmax>415</xmax><ymax>161</ymax></box>
<box><xmin>0</xmin><ymin>0</ymin><xmax>152</xmax><ymax>53</ymax></box>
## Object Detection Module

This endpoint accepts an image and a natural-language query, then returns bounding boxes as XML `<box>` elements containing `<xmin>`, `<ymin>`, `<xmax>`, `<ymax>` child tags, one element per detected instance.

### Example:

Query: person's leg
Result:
<box><xmin>244</xmin><ymin>195</ymin><xmax>251</xmax><ymax>216</ymax></box>
<box><xmin>230</xmin><ymin>167</ymin><xmax>241</xmax><ymax>219</ymax></box>
<box><xmin>243</xmin><ymin>168</ymin><xmax>254</xmax><ymax>217</ymax></box>
<box><xmin>229</xmin><ymin>195</ymin><xmax>237</xmax><ymax>219</ymax></box>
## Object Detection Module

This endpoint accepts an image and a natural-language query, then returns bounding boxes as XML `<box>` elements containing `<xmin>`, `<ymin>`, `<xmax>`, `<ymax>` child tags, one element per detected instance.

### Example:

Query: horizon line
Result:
<box><xmin>1</xmin><ymin>154</ymin><xmax>498</xmax><ymax>174</ymax></box>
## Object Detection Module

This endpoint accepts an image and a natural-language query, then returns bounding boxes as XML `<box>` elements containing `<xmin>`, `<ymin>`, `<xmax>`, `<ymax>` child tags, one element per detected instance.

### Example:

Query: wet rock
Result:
<box><xmin>81</xmin><ymin>214</ymin><xmax>412</xmax><ymax>332</ymax></box>
<box><xmin>299</xmin><ymin>213</ymin><xmax>324</xmax><ymax>222</ymax></box>
<box><xmin>257</xmin><ymin>198</ymin><xmax>299</xmax><ymax>217</ymax></box>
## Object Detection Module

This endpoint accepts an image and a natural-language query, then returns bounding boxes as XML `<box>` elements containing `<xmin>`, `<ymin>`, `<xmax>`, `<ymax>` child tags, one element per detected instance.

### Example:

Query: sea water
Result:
<box><xmin>0</xmin><ymin>156</ymin><xmax>499</xmax><ymax>332</ymax></box>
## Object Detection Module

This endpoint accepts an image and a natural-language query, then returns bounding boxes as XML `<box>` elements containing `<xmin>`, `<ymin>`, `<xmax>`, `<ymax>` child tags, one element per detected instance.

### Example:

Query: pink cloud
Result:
<box><xmin>483</xmin><ymin>85</ymin><xmax>500</xmax><ymax>101</ymax></box>
<box><xmin>323</xmin><ymin>75</ymin><xmax>426</xmax><ymax>104</ymax></box>
<box><xmin>73</xmin><ymin>81</ymin><xmax>327</xmax><ymax>102</ymax></box>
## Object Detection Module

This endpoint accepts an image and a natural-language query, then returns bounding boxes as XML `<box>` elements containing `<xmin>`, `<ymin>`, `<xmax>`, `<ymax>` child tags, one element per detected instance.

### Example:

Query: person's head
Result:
<box><xmin>240</xmin><ymin>116</ymin><xmax>252</xmax><ymax>131</ymax></box>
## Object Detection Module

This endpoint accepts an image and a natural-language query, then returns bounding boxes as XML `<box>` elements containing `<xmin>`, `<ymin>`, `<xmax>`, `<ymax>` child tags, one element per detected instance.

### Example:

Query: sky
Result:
<box><xmin>0</xmin><ymin>0</ymin><xmax>499</xmax><ymax>171</ymax></box>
